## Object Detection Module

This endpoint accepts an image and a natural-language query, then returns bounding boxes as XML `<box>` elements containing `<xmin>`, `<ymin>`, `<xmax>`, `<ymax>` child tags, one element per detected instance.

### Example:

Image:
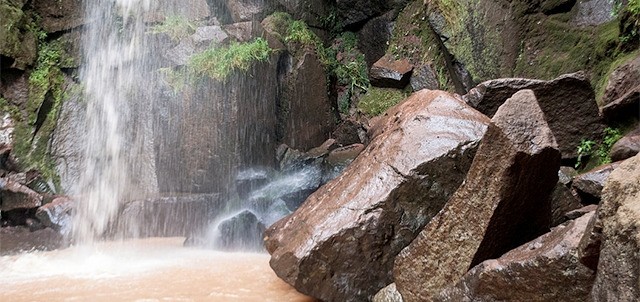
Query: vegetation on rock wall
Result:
<box><xmin>150</xmin><ymin>15</ymin><xmax>197</xmax><ymax>42</ymax></box>
<box><xmin>160</xmin><ymin>37</ymin><xmax>273</xmax><ymax>90</ymax></box>
<box><xmin>357</xmin><ymin>87</ymin><xmax>407</xmax><ymax>117</ymax></box>
<box><xmin>264</xmin><ymin>12</ymin><xmax>370</xmax><ymax>114</ymax></box>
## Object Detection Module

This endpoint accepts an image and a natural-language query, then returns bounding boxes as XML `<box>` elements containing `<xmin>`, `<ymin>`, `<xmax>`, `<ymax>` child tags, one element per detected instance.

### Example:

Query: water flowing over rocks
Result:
<box><xmin>435</xmin><ymin>211</ymin><xmax>596</xmax><ymax>302</ymax></box>
<box><xmin>394</xmin><ymin>89</ymin><xmax>560</xmax><ymax>302</ymax></box>
<box><xmin>584</xmin><ymin>154</ymin><xmax>640</xmax><ymax>301</ymax></box>
<box><xmin>35</xmin><ymin>196</ymin><xmax>73</xmax><ymax>235</ymax></box>
<box><xmin>462</xmin><ymin>72</ymin><xmax>604</xmax><ymax>158</ymax></box>
<box><xmin>265</xmin><ymin>90</ymin><xmax>490</xmax><ymax>302</ymax></box>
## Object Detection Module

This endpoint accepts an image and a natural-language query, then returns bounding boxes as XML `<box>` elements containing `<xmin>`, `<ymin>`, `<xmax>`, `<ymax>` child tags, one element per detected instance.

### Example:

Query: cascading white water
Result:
<box><xmin>73</xmin><ymin>0</ymin><xmax>154</xmax><ymax>244</ymax></box>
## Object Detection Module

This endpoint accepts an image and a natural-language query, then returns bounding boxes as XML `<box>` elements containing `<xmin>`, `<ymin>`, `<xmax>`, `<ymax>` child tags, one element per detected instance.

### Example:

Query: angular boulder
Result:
<box><xmin>572</xmin><ymin>161</ymin><xmax>621</xmax><ymax>203</ymax></box>
<box><xmin>601</xmin><ymin>55</ymin><xmax>640</xmax><ymax>106</ymax></box>
<box><xmin>370</xmin><ymin>55</ymin><xmax>414</xmax><ymax>89</ymax></box>
<box><xmin>610</xmin><ymin>126</ymin><xmax>640</xmax><ymax>161</ymax></box>
<box><xmin>265</xmin><ymin>90</ymin><xmax>490</xmax><ymax>302</ymax></box>
<box><xmin>435</xmin><ymin>212</ymin><xmax>596</xmax><ymax>302</ymax></box>
<box><xmin>462</xmin><ymin>72</ymin><xmax>604</xmax><ymax>158</ymax></box>
<box><xmin>0</xmin><ymin>178</ymin><xmax>43</xmax><ymax>211</ymax></box>
<box><xmin>394</xmin><ymin>89</ymin><xmax>560</xmax><ymax>302</ymax></box>
<box><xmin>588</xmin><ymin>154</ymin><xmax>640</xmax><ymax>301</ymax></box>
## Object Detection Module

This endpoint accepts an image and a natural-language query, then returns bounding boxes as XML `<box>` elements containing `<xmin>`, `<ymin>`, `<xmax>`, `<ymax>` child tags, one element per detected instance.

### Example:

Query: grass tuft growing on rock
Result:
<box><xmin>188</xmin><ymin>38</ymin><xmax>272</xmax><ymax>81</ymax></box>
<box><xmin>150</xmin><ymin>15</ymin><xmax>196</xmax><ymax>41</ymax></box>
<box><xmin>358</xmin><ymin>87</ymin><xmax>407</xmax><ymax>116</ymax></box>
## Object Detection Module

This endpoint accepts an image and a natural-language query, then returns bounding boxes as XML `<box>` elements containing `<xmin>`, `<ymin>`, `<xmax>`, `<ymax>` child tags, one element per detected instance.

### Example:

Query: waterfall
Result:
<box><xmin>72</xmin><ymin>0</ymin><xmax>156</xmax><ymax>244</ymax></box>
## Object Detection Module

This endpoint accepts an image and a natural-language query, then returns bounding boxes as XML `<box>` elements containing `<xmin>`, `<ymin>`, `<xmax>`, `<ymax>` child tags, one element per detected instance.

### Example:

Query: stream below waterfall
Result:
<box><xmin>0</xmin><ymin>238</ymin><xmax>314</xmax><ymax>302</ymax></box>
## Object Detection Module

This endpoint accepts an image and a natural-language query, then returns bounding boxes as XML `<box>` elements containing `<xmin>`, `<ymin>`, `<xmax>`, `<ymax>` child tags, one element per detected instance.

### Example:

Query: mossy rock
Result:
<box><xmin>357</xmin><ymin>87</ymin><xmax>407</xmax><ymax>117</ymax></box>
<box><xmin>0</xmin><ymin>0</ymin><xmax>37</xmax><ymax>67</ymax></box>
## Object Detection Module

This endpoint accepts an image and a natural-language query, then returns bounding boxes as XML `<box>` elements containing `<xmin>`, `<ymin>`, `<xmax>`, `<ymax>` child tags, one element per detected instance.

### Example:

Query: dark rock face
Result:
<box><xmin>610</xmin><ymin>126</ymin><xmax>640</xmax><ymax>161</ymax></box>
<box><xmin>32</xmin><ymin>0</ymin><xmax>85</xmax><ymax>33</ymax></box>
<box><xmin>145</xmin><ymin>0</ymin><xmax>211</xmax><ymax>23</ymax></box>
<box><xmin>572</xmin><ymin>161</ymin><xmax>621</xmax><ymax>203</ymax></box>
<box><xmin>435</xmin><ymin>212</ymin><xmax>596</xmax><ymax>302</ymax></box>
<box><xmin>109</xmin><ymin>194</ymin><xmax>223</xmax><ymax>239</ymax></box>
<box><xmin>587</xmin><ymin>154</ymin><xmax>640</xmax><ymax>301</ymax></box>
<box><xmin>370</xmin><ymin>55</ymin><xmax>414</xmax><ymax>89</ymax></box>
<box><xmin>216</xmin><ymin>210</ymin><xmax>266</xmax><ymax>251</ymax></box>
<box><xmin>600</xmin><ymin>84</ymin><xmax>640</xmax><ymax>123</ymax></box>
<box><xmin>276</xmin><ymin>0</ymin><xmax>331</xmax><ymax>27</ymax></box>
<box><xmin>550</xmin><ymin>180</ymin><xmax>582</xmax><ymax>226</ymax></box>
<box><xmin>336</xmin><ymin>0</ymin><xmax>390</xmax><ymax>27</ymax></box>
<box><xmin>277</xmin><ymin>51</ymin><xmax>335</xmax><ymax>151</ymax></box>
<box><xmin>155</xmin><ymin>56</ymin><xmax>278</xmax><ymax>195</ymax></box>
<box><xmin>265</xmin><ymin>90</ymin><xmax>490</xmax><ymax>302</ymax></box>
<box><xmin>357</xmin><ymin>11</ymin><xmax>395</xmax><ymax>67</ymax></box>
<box><xmin>463</xmin><ymin>72</ymin><xmax>604</xmax><ymax>158</ymax></box>
<box><xmin>395</xmin><ymin>90</ymin><xmax>560</xmax><ymax>302</ymax></box>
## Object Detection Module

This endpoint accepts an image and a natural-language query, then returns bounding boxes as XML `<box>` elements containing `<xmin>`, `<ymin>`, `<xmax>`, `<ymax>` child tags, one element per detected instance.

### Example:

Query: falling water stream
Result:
<box><xmin>1</xmin><ymin>0</ymin><xmax>314</xmax><ymax>300</ymax></box>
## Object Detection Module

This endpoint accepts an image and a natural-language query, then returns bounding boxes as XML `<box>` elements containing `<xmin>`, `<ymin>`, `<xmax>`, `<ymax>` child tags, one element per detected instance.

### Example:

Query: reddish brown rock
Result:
<box><xmin>265</xmin><ymin>90</ymin><xmax>490</xmax><ymax>302</ymax></box>
<box><xmin>462</xmin><ymin>72</ymin><xmax>604</xmax><ymax>158</ymax></box>
<box><xmin>435</xmin><ymin>212</ymin><xmax>596</xmax><ymax>302</ymax></box>
<box><xmin>325</xmin><ymin>143</ymin><xmax>364</xmax><ymax>166</ymax></box>
<box><xmin>572</xmin><ymin>161</ymin><xmax>621</xmax><ymax>203</ymax></box>
<box><xmin>0</xmin><ymin>226</ymin><xmax>67</xmax><ymax>255</ymax></box>
<box><xmin>588</xmin><ymin>154</ymin><xmax>640</xmax><ymax>301</ymax></box>
<box><xmin>370</xmin><ymin>55</ymin><xmax>414</xmax><ymax>89</ymax></box>
<box><xmin>610</xmin><ymin>126</ymin><xmax>640</xmax><ymax>162</ymax></box>
<box><xmin>35</xmin><ymin>196</ymin><xmax>74</xmax><ymax>235</ymax></box>
<box><xmin>601</xmin><ymin>55</ymin><xmax>640</xmax><ymax>106</ymax></box>
<box><xmin>0</xmin><ymin>178</ymin><xmax>43</xmax><ymax>211</ymax></box>
<box><xmin>394</xmin><ymin>89</ymin><xmax>560</xmax><ymax>302</ymax></box>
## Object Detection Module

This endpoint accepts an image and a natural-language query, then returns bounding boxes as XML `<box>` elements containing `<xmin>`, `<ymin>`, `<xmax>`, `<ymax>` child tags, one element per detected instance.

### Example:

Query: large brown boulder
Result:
<box><xmin>394</xmin><ymin>89</ymin><xmax>560</xmax><ymax>302</ymax></box>
<box><xmin>265</xmin><ymin>90</ymin><xmax>490</xmax><ymax>302</ymax></box>
<box><xmin>588</xmin><ymin>154</ymin><xmax>640</xmax><ymax>301</ymax></box>
<box><xmin>610</xmin><ymin>125</ymin><xmax>640</xmax><ymax>162</ymax></box>
<box><xmin>0</xmin><ymin>178</ymin><xmax>43</xmax><ymax>211</ymax></box>
<box><xmin>463</xmin><ymin>72</ymin><xmax>604</xmax><ymax>158</ymax></box>
<box><xmin>435</xmin><ymin>212</ymin><xmax>596</xmax><ymax>302</ymax></box>
<box><xmin>601</xmin><ymin>55</ymin><xmax>640</xmax><ymax>106</ymax></box>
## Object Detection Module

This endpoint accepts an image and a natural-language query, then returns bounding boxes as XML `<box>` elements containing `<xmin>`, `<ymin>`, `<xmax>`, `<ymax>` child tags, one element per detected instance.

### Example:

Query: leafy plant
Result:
<box><xmin>575</xmin><ymin>139</ymin><xmax>596</xmax><ymax>168</ymax></box>
<box><xmin>596</xmin><ymin>127</ymin><xmax>623</xmax><ymax>164</ymax></box>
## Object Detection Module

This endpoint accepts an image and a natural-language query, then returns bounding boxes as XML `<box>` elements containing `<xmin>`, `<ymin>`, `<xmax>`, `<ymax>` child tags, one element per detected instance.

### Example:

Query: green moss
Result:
<box><xmin>150</xmin><ymin>15</ymin><xmax>197</xmax><ymax>41</ymax></box>
<box><xmin>358</xmin><ymin>87</ymin><xmax>407</xmax><ymax>116</ymax></box>
<box><xmin>0</xmin><ymin>0</ymin><xmax>25</xmax><ymax>57</ymax></box>
<box><xmin>9</xmin><ymin>40</ymin><xmax>66</xmax><ymax>191</ymax></box>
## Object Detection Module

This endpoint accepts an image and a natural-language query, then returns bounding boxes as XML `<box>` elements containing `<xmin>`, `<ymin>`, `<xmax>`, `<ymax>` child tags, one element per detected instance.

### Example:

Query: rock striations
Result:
<box><xmin>394</xmin><ymin>89</ymin><xmax>561</xmax><ymax>301</ymax></box>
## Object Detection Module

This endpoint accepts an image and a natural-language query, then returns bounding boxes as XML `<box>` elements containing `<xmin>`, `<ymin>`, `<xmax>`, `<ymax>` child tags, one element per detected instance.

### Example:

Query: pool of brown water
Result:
<box><xmin>0</xmin><ymin>237</ymin><xmax>315</xmax><ymax>302</ymax></box>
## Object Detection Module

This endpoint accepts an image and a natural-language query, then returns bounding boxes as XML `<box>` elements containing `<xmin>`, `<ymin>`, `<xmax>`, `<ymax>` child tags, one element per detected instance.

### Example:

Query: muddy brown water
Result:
<box><xmin>0</xmin><ymin>238</ymin><xmax>315</xmax><ymax>302</ymax></box>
